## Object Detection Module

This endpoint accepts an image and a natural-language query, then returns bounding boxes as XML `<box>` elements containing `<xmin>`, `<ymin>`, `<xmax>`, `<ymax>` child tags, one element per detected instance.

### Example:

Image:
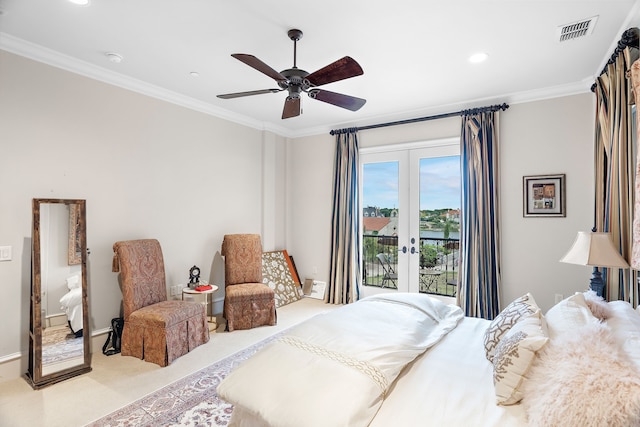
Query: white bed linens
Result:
<box><xmin>370</xmin><ymin>316</ymin><xmax>528</xmax><ymax>427</ymax></box>
<box><xmin>218</xmin><ymin>293</ymin><xmax>464</xmax><ymax>427</ymax></box>
<box><xmin>59</xmin><ymin>286</ymin><xmax>83</xmax><ymax>333</ymax></box>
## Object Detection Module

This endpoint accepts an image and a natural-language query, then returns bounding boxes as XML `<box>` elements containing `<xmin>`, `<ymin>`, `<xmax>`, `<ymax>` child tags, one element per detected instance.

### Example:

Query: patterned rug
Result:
<box><xmin>42</xmin><ymin>326</ymin><xmax>83</xmax><ymax>366</ymax></box>
<box><xmin>86</xmin><ymin>332</ymin><xmax>282</xmax><ymax>427</ymax></box>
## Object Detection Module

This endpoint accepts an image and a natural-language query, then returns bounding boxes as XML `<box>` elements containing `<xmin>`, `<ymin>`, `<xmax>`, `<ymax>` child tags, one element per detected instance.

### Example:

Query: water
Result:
<box><xmin>420</xmin><ymin>230</ymin><xmax>460</xmax><ymax>240</ymax></box>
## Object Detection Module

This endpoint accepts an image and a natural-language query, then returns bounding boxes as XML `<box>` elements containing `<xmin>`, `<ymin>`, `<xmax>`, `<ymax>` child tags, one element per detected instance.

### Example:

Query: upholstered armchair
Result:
<box><xmin>221</xmin><ymin>234</ymin><xmax>276</xmax><ymax>331</ymax></box>
<box><xmin>112</xmin><ymin>239</ymin><xmax>209</xmax><ymax>366</ymax></box>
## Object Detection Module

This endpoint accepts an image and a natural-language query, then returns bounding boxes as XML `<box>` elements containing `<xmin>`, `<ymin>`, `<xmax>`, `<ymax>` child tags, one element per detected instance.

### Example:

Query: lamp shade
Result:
<box><xmin>559</xmin><ymin>231</ymin><xmax>629</xmax><ymax>268</ymax></box>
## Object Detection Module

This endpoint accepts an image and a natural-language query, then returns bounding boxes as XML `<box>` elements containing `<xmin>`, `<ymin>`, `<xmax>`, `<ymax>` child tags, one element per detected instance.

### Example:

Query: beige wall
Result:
<box><xmin>0</xmin><ymin>46</ymin><xmax>598</xmax><ymax>382</ymax></box>
<box><xmin>287</xmin><ymin>94</ymin><xmax>595</xmax><ymax>313</ymax></box>
<box><xmin>0</xmin><ymin>51</ymin><xmax>288</xmax><ymax>378</ymax></box>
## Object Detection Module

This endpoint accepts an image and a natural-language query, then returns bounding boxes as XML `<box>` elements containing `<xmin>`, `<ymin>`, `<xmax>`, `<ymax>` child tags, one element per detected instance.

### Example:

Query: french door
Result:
<box><xmin>360</xmin><ymin>138</ymin><xmax>460</xmax><ymax>297</ymax></box>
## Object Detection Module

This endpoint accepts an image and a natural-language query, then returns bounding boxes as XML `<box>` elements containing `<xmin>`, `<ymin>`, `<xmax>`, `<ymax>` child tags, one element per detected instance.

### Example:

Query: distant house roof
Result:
<box><xmin>363</xmin><ymin>217</ymin><xmax>390</xmax><ymax>232</ymax></box>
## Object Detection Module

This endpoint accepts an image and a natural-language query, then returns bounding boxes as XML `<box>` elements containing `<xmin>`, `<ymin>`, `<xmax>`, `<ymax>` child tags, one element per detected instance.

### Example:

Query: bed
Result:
<box><xmin>217</xmin><ymin>291</ymin><xmax>640</xmax><ymax>427</ymax></box>
<box><xmin>59</xmin><ymin>274</ymin><xmax>83</xmax><ymax>336</ymax></box>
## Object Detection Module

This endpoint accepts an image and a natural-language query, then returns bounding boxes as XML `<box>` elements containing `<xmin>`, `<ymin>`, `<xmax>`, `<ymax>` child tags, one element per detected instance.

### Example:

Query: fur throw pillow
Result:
<box><xmin>583</xmin><ymin>290</ymin><xmax>611</xmax><ymax>320</ymax></box>
<box><xmin>522</xmin><ymin>322</ymin><xmax>640</xmax><ymax>426</ymax></box>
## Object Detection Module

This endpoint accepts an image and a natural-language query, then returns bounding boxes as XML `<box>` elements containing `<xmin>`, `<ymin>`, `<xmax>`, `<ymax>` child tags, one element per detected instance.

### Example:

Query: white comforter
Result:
<box><xmin>59</xmin><ymin>287</ymin><xmax>83</xmax><ymax>333</ymax></box>
<box><xmin>217</xmin><ymin>293</ymin><xmax>464</xmax><ymax>427</ymax></box>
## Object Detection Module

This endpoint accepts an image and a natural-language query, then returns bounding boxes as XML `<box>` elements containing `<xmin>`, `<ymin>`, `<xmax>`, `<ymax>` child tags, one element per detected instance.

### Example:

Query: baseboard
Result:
<box><xmin>0</xmin><ymin>329</ymin><xmax>109</xmax><ymax>384</ymax></box>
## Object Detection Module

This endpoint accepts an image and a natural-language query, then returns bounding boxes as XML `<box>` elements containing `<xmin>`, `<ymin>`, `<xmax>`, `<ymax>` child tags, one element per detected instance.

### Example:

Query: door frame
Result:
<box><xmin>359</xmin><ymin>137</ymin><xmax>459</xmax><ymax>298</ymax></box>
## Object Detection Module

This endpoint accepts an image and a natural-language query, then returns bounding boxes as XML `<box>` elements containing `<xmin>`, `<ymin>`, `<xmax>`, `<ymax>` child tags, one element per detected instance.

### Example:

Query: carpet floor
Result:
<box><xmin>86</xmin><ymin>332</ymin><xmax>281</xmax><ymax>427</ymax></box>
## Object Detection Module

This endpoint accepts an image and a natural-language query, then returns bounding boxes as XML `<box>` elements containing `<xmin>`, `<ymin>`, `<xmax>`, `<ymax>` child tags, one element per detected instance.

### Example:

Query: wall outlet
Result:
<box><xmin>554</xmin><ymin>294</ymin><xmax>564</xmax><ymax>304</ymax></box>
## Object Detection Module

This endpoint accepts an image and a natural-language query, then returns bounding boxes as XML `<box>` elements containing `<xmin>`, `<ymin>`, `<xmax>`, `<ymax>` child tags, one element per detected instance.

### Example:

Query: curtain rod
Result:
<box><xmin>591</xmin><ymin>27</ymin><xmax>639</xmax><ymax>92</ymax></box>
<box><xmin>329</xmin><ymin>103</ymin><xmax>509</xmax><ymax>135</ymax></box>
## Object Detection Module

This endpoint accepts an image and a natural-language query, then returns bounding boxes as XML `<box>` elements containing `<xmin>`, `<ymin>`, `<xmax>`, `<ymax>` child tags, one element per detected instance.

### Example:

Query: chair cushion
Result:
<box><xmin>128</xmin><ymin>300</ymin><xmax>204</xmax><ymax>328</ymax></box>
<box><xmin>226</xmin><ymin>282</ymin><xmax>275</xmax><ymax>300</ymax></box>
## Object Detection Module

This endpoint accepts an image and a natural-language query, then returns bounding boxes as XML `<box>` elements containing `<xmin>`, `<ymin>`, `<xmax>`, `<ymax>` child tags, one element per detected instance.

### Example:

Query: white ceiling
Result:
<box><xmin>1</xmin><ymin>0</ymin><xmax>639</xmax><ymax>138</ymax></box>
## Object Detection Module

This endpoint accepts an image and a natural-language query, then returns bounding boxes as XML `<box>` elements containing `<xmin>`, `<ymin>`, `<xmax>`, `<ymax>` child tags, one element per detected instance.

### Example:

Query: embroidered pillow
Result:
<box><xmin>484</xmin><ymin>293</ymin><xmax>540</xmax><ymax>362</ymax></box>
<box><xmin>545</xmin><ymin>292</ymin><xmax>598</xmax><ymax>339</ymax></box>
<box><xmin>493</xmin><ymin>312</ymin><xmax>548</xmax><ymax>405</ymax></box>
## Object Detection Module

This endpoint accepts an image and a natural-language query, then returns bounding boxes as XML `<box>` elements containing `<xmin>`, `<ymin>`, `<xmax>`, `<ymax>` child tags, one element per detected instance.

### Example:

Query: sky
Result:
<box><xmin>363</xmin><ymin>156</ymin><xmax>461</xmax><ymax>211</ymax></box>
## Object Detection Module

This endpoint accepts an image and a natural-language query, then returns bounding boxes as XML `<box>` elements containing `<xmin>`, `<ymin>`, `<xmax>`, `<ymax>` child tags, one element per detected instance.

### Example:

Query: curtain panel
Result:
<box><xmin>328</xmin><ymin>130</ymin><xmax>361</xmax><ymax>304</ymax></box>
<box><xmin>595</xmin><ymin>40</ymin><xmax>638</xmax><ymax>303</ymax></box>
<box><xmin>631</xmin><ymin>58</ymin><xmax>640</xmax><ymax>306</ymax></box>
<box><xmin>458</xmin><ymin>111</ymin><xmax>501</xmax><ymax>319</ymax></box>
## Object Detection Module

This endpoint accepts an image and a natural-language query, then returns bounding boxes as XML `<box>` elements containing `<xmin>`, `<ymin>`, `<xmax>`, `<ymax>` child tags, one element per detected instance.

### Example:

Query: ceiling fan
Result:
<box><xmin>217</xmin><ymin>29</ymin><xmax>366</xmax><ymax>119</ymax></box>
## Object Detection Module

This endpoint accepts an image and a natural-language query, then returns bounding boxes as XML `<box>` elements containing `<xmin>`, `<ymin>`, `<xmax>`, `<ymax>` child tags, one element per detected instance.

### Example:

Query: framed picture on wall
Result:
<box><xmin>523</xmin><ymin>174</ymin><xmax>566</xmax><ymax>217</ymax></box>
<box><xmin>68</xmin><ymin>203</ymin><xmax>82</xmax><ymax>265</ymax></box>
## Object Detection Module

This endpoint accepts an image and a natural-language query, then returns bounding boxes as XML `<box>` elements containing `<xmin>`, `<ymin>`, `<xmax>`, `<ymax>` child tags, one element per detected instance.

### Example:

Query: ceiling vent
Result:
<box><xmin>557</xmin><ymin>16</ymin><xmax>598</xmax><ymax>42</ymax></box>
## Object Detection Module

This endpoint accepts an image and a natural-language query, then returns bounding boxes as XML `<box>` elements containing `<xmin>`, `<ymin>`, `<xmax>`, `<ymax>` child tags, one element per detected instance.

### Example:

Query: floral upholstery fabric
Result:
<box><xmin>113</xmin><ymin>239</ymin><xmax>209</xmax><ymax>366</ymax></box>
<box><xmin>221</xmin><ymin>234</ymin><xmax>276</xmax><ymax>332</ymax></box>
<box><xmin>262</xmin><ymin>250</ymin><xmax>302</xmax><ymax>308</ymax></box>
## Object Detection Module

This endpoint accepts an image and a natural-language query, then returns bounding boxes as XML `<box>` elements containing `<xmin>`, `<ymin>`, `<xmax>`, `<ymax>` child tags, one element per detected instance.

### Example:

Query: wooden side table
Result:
<box><xmin>182</xmin><ymin>285</ymin><xmax>218</xmax><ymax>331</ymax></box>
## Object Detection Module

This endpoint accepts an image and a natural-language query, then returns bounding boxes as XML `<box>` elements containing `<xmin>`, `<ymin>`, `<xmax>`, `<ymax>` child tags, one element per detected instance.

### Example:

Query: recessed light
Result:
<box><xmin>69</xmin><ymin>0</ymin><xmax>90</xmax><ymax>5</ymax></box>
<box><xmin>190</xmin><ymin>71</ymin><xmax>200</xmax><ymax>77</ymax></box>
<box><xmin>105</xmin><ymin>52</ymin><xmax>123</xmax><ymax>63</ymax></box>
<box><xmin>469</xmin><ymin>52</ymin><xmax>489</xmax><ymax>63</ymax></box>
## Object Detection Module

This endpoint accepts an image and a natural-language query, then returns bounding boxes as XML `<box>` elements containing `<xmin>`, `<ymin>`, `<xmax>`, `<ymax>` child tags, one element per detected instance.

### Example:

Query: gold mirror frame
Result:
<box><xmin>26</xmin><ymin>198</ymin><xmax>91</xmax><ymax>389</ymax></box>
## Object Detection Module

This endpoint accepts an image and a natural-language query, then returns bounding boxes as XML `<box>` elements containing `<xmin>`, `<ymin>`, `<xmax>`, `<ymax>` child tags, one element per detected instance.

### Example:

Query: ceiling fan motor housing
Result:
<box><xmin>279</xmin><ymin>68</ymin><xmax>310</xmax><ymax>98</ymax></box>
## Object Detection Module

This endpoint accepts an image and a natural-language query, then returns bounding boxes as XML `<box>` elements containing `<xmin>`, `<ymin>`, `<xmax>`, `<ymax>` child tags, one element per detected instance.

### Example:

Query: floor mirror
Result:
<box><xmin>26</xmin><ymin>198</ymin><xmax>91</xmax><ymax>389</ymax></box>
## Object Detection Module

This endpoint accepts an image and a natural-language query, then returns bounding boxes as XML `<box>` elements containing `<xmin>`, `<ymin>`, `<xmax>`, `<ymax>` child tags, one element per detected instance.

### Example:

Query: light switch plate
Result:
<box><xmin>0</xmin><ymin>246</ymin><xmax>11</xmax><ymax>261</ymax></box>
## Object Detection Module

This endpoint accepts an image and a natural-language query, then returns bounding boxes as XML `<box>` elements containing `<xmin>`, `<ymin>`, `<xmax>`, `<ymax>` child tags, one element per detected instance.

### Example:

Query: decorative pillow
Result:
<box><xmin>583</xmin><ymin>289</ymin><xmax>610</xmax><ymax>320</ymax></box>
<box><xmin>493</xmin><ymin>312</ymin><xmax>548</xmax><ymax>405</ymax></box>
<box><xmin>607</xmin><ymin>300</ymin><xmax>640</xmax><ymax>372</ymax></box>
<box><xmin>522</xmin><ymin>322</ymin><xmax>640</xmax><ymax>426</ymax></box>
<box><xmin>484</xmin><ymin>293</ymin><xmax>540</xmax><ymax>362</ymax></box>
<box><xmin>544</xmin><ymin>292</ymin><xmax>598</xmax><ymax>340</ymax></box>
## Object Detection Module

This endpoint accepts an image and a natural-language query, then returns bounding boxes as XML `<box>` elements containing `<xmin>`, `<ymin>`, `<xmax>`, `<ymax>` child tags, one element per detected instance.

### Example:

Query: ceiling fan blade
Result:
<box><xmin>231</xmin><ymin>54</ymin><xmax>287</xmax><ymax>82</ymax></box>
<box><xmin>282</xmin><ymin>97</ymin><xmax>301</xmax><ymax>119</ymax></box>
<box><xmin>306</xmin><ymin>56</ymin><xmax>364</xmax><ymax>87</ymax></box>
<box><xmin>217</xmin><ymin>89</ymin><xmax>281</xmax><ymax>99</ymax></box>
<box><xmin>308</xmin><ymin>89</ymin><xmax>366</xmax><ymax>111</ymax></box>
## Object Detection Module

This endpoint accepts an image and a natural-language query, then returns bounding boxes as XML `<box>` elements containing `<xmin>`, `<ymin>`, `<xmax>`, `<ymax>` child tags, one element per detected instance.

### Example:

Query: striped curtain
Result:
<box><xmin>632</xmin><ymin>59</ymin><xmax>640</xmax><ymax>307</ymax></box>
<box><xmin>458</xmin><ymin>111</ymin><xmax>501</xmax><ymax>319</ymax></box>
<box><xmin>594</xmin><ymin>42</ymin><xmax>637</xmax><ymax>303</ymax></box>
<box><xmin>328</xmin><ymin>130</ymin><xmax>361</xmax><ymax>304</ymax></box>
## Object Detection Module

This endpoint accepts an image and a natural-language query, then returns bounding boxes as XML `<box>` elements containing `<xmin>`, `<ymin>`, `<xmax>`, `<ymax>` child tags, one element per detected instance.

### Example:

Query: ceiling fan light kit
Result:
<box><xmin>217</xmin><ymin>29</ymin><xmax>366</xmax><ymax>119</ymax></box>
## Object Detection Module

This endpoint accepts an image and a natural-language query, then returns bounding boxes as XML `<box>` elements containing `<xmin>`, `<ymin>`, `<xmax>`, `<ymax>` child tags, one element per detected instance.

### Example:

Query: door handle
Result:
<box><xmin>398</xmin><ymin>246</ymin><xmax>407</xmax><ymax>254</ymax></box>
<box><xmin>410</xmin><ymin>247</ymin><xmax>416</xmax><ymax>254</ymax></box>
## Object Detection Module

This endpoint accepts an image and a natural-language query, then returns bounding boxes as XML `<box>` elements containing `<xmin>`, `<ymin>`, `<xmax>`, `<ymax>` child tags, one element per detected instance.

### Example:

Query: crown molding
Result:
<box><xmin>0</xmin><ymin>33</ymin><xmax>302</xmax><ymax>137</ymax></box>
<box><xmin>1</xmin><ymin>32</ymin><xmax>593</xmax><ymax>140</ymax></box>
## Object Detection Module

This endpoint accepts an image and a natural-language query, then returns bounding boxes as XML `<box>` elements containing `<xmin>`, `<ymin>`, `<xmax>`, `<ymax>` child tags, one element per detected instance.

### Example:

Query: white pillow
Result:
<box><xmin>607</xmin><ymin>300</ymin><xmax>640</xmax><ymax>372</ymax></box>
<box><xmin>493</xmin><ymin>311</ymin><xmax>548</xmax><ymax>405</ymax></box>
<box><xmin>484</xmin><ymin>293</ymin><xmax>540</xmax><ymax>362</ymax></box>
<box><xmin>583</xmin><ymin>290</ymin><xmax>610</xmax><ymax>320</ymax></box>
<box><xmin>66</xmin><ymin>274</ymin><xmax>81</xmax><ymax>290</ymax></box>
<box><xmin>544</xmin><ymin>292</ymin><xmax>598</xmax><ymax>339</ymax></box>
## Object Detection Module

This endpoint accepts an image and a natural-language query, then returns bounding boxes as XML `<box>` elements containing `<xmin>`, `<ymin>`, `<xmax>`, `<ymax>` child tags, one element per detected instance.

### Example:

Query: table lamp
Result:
<box><xmin>559</xmin><ymin>229</ymin><xmax>629</xmax><ymax>297</ymax></box>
